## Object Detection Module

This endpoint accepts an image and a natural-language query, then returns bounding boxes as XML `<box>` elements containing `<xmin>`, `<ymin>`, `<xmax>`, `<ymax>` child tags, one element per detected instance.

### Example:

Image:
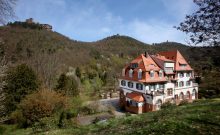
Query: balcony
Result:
<box><xmin>150</xmin><ymin>89</ymin><xmax>164</xmax><ymax>96</ymax></box>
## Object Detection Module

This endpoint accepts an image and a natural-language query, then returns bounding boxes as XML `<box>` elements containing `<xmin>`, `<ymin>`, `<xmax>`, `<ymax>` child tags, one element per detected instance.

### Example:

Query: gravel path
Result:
<box><xmin>77</xmin><ymin>98</ymin><xmax>125</xmax><ymax>125</ymax></box>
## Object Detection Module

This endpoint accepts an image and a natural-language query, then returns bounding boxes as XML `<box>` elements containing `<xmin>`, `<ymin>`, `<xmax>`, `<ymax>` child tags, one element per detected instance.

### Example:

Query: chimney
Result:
<box><xmin>144</xmin><ymin>51</ymin><xmax>149</xmax><ymax>58</ymax></box>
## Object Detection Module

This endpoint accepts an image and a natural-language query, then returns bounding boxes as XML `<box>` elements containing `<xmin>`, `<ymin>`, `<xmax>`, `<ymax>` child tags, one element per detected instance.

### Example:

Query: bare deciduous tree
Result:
<box><xmin>0</xmin><ymin>0</ymin><xmax>16</xmax><ymax>24</ymax></box>
<box><xmin>176</xmin><ymin>0</ymin><xmax>220</xmax><ymax>46</ymax></box>
<box><xmin>27</xmin><ymin>50</ymin><xmax>61</xmax><ymax>89</ymax></box>
<box><xmin>0</xmin><ymin>56</ymin><xmax>8</xmax><ymax>117</ymax></box>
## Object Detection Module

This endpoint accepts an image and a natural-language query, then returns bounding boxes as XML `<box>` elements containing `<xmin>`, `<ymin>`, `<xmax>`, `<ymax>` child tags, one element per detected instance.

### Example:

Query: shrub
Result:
<box><xmin>178</xmin><ymin>100</ymin><xmax>189</xmax><ymax>106</ymax></box>
<box><xmin>32</xmin><ymin>117</ymin><xmax>58</xmax><ymax>133</ymax></box>
<box><xmin>19</xmin><ymin>89</ymin><xmax>69</xmax><ymax>125</ymax></box>
<box><xmin>10</xmin><ymin>110</ymin><xmax>28</xmax><ymax>128</ymax></box>
<box><xmin>56</xmin><ymin>73</ymin><xmax>68</xmax><ymax>91</ymax></box>
<box><xmin>66</xmin><ymin>76</ymin><xmax>79</xmax><ymax>96</ymax></box>
<box><xmin>75</xmin><ymin>67</ymin><xmax>81</xmax><ymax>78</ymax></box>
<box><xmin>56</xmin><ymin>74</ymin><xmax>79</xmax><ymax>97</ymax></box>
<box><xmin>125</xmin><ymin>112</ymin><xmax>131</xmax><ymax>117</ymax></box>
<box><xmin>80</xmin><ymin>106</ymin><xmax>97</xmax><ymax>115</ymax></box>
<box><xmin>161</xmin><ymin>101</ymin><xmax>176</xmax><ymax>109</ymax></box>
<box><xmin>0</xmin><ymin>125</ymin><xmax>6</xmax><ymax>135</ymax></box>
<box><xmin>4</xmin><ymin>64</ymin><xmax>39</xmax><ymax>113</ymax></box>
<box><xmin>58</xmin><ymin>111</ymin><xmax>66</xmax><ymax>128</ymax></box>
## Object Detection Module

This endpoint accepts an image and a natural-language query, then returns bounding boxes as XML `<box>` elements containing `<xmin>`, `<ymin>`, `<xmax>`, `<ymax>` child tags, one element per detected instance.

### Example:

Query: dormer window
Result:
<box><xmin>150</xmin><ymin>70</ymin><xmax>154</xmax><ymax>78</ymax></box>
<box><xmin>180</xmin><ymin>64</ymin><xmax>187</xmax><ymax>68</ymax></box>
<box><xmin>149</xmin><ymin>64</ymin><xmax>155</xmax><ymax>68</ymax></box>
<box><xmin>159</xmin><ymin>70</ymin><xmax>163</xmax><ymax>77</ymax></box>
<box><xmin>130</xmin><ymin>63</ymin><xmax>138</xmax><ymax>68</ymax></box>
<box><xmin>129</xmin><ymin>69</ymin><xmax>133</xmax><ymax>78</ymax></box>
<box><xmin>138</xmin><ymin>69</ymin><xmax>142</xmax><ymax>80</ymax></box>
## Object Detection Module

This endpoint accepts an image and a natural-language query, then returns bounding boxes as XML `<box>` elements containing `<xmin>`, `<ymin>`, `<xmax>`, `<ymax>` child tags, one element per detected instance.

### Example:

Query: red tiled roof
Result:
<box><xmin>120</xmin><ymin>54</ymin><xmax>167</xmax><ymax>83</ymax></box>
<box><xmin>151</xmin><ymin>54</ymin><xmax>174</xmax><ymax>69</ymax></box>
<box><xmin>158</xmin><ymin>50</ymin><xmax>193</xmax><ymax>71</ymax></box>
<box><xmin>133</xmin><ymin>54</ymin><xmax>160</xmax><ymax>71</ymax></box>
<box><xmin>153</xmin><ymin>54</ymin><xmax>174</xmax><ymax>62</ymax></box>
<box><xmin>119</xmin><ymin>76</ymin><xmax>167</xmax><ymax>83</ymax></box>
<box><xmin>120</xmin><ymin>50</ymin><xmax>193</xmax><ymax>83</ymax></box>
<box><xmin>126</xmin><ymin>92</ymin><xmax>144</xmax><ymax>102</ymax></box>
<box><xmin>143</xmin><ymin>55</ymin><xmax>161</xmax><ymax>71</ymax></box>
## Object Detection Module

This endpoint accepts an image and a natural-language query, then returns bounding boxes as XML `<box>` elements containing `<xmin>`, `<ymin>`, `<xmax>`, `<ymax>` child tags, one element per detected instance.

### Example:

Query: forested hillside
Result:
<box><xmin>0</xmin><ymin>25</ymin><xmax>220</xmax><ymax>97</ymax></box>
<box><xmin>0</xmin><ymin>21</ymin><xmax>220</xmax><ymax>135</ymax></box>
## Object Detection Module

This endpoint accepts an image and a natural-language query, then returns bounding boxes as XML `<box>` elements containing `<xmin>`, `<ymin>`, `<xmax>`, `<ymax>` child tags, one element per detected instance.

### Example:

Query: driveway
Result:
<box><xmin>98</xmin><ymin>98</ymin><xmax>125</xmax><ymax>117</ymax></box>
<box><xmin>77</xmin><ymin>98</ymin><xmax>126</xmax><ymax>125</ymax></box>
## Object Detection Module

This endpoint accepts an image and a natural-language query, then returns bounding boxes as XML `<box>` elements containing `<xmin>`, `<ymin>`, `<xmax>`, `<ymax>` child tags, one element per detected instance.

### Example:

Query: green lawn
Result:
<box><xmin>1</xmin><ymin>99</ymin><xmax>220</xmax><ymax>135</ymax></box>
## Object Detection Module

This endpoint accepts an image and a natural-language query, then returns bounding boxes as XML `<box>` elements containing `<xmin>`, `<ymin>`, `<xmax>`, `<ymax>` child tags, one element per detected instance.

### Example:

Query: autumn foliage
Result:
<box><xmin>19</xmin><ymin>89</ymin><xmax>69</xmax><ymax>123</ymax></box>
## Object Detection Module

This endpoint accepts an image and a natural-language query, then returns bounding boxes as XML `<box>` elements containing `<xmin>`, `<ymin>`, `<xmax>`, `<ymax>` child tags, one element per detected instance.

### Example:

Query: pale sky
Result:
<box><xmin>14</xmin><ymin>0</ymin><xmax>197</xmax><ymax>44</ymax></box>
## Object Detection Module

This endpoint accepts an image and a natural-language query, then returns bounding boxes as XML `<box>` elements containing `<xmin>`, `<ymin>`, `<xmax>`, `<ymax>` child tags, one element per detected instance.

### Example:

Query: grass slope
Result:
<box><xmin>66</xmin><ymin>99</ymin><xmax>220</xmax><ymax>135</ymax></box>
<box><xmin>2</xmin><ymin>99</ymin><xmax>220</xmax><ymax>135</ymax></box>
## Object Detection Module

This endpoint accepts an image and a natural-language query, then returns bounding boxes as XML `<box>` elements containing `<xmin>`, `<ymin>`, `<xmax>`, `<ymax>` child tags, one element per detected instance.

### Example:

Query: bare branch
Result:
<box><xmin>0</xmin><ymin>0</ymin><xmax>16</xmax><ymax>24</ymax></box>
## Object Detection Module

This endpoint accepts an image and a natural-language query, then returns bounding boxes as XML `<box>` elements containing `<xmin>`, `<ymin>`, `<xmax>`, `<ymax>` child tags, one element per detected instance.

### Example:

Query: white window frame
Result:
<box><xmin>121</xmin><ymin>80</ymin><xmax>126</xmax><ymax>86</ymax></box>
<box><xmin>128</xmin><ymin>82</ymin><xmax>133</xmax><ymax>88</ymax></box>
<box><xmin>159</xmin><ymin>70</ymin><xmax>163</xmax><ymax>78</ymax></box>
<box><xmin>179</xmin><ymin>81</ymin><xmax>184</xmax><ymax>87</ymax></box>
<box><xmin>136</xmin><ymin>83</ymin><xmax>143</xmax><ymax>90</ymax></box>
<box><xmin>150</xmin><ymin>70</ymin><xmax>154</xmax><ymax>78</ymax></box>
<box><xmin>129</xmin><ymin>69</ymin><xmax>133</xmax><ymax>78</ymax></box>
<box><xmin>179</xmin><ymin>72</ymin><xmax>184</xmax><ymax>78</ymax></box>
<box><xmin>138</xmin><ymin>69</ymin><xmax>142</xmax><ymax>80</ymax></box>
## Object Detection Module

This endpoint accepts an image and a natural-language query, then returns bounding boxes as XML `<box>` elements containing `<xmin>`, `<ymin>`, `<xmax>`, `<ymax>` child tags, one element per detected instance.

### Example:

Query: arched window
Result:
<box><xmin>129</xmin><ymin>69</ymin><xmax>133</xmax><ymax>78</ymax></box>
<box><xmin>121</xmin><ymin>80</ymin><xmax>126</xmax><ymax>86</ymax></box>
<box><xmin>159</xmin><ymin>70</ymin><xmax>163</xmax><ymax>77</ymax></box>
<box><xmin>156</xmin><ymin>99</ymin><xmax>162</xmax><ymax>110</ymax></box>
<box><xmin>192</xmin><ymin>89</ymin><xmax>197</xmax><ymax>99</ymax></box>
<box><xmin>179</xmin><ymin>92</ymin><xmax>184</xmax><ymax>100</ymax></box>
<box><xmin>175</xmin><ymin>82</ymin><xmax>178</xmax><ymax>87</ymax></box>
<box><xmin>186</xmin><ymin>91</ymin><xmax>190</xmax><ymax>99</ymax></box>
<box><xmin>192</xmin><ymin>89</ymin><xmax>196</xmax><ymax>96</ymax></box>
<box><xmin>150</xmin><ymin>70</ymin><xmax>154</xmax><ymax>78</ymax></box>
<box><xmin>136</xmin><ymin>83</ymin><xmax>143</xmax><ymax>90</ymax></box>
<box><xmin>138</xmin><ymin>69</ymin><xmax>142</xmax><ymax>80</ymax></box>
<box><xmin>128</xmin><ymin>82</ymin><xmax>133</xmax><ymax>88</ymax></box>
<box><xmin>167</xmin><ymin>88</ymin><xmax>173</xmax><ymax>96</ymax></box>
<box><xmin>179</xmin><ymin>81</ymin><xmax>184</xmax><ymax>87</ymax></box>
